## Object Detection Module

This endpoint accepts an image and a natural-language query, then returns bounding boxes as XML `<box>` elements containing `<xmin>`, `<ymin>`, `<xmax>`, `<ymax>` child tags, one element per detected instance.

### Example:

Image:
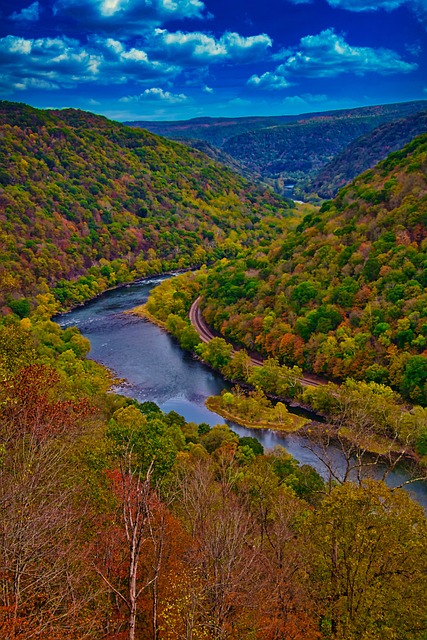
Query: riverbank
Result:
<box><xmin>131</xmin><ymin>274</ymin><xmax>427</xmax><ymax>478</ymax></box>
<box><xmin>55</xmin><ymin>275</ymin><xmax>427</xmax><ymax>507</ymax></box>
<box><xmin>206</xmin><ymin>393</ymin><xmax>307</xmax><ymax>432</ymax></box>
<box><xmin>128</xmin><ymin>302</ymin><xmax>167</xmax><ymax>329</ymax></box>
<box><xmin>58</xmin><ymin>269</ymin><xmax>191</xmax><ymax>315</ymax></box>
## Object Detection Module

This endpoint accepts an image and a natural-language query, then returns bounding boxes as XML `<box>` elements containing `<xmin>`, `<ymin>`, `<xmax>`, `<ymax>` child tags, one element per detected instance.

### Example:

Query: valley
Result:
<box><xmin>0</xmin><ymin>100</ymin><xmax>426</xmax><ymax>639</ymax></box>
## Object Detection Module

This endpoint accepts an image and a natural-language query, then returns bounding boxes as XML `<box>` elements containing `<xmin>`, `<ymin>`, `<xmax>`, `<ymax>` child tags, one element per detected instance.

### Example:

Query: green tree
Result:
<box><xmin>401</xmin><ymin>355</ymin><xmax>427</xmax><ymax>404</ymax></box>
<box><xmin>308</xmin><ymin>481</ymin><xmax>427</xmax><ymax>640</ymax></box>
<box><xmin>196</xmin><ymin>337</ymin><xmax>233</xmax><ymax>370</ymax></box>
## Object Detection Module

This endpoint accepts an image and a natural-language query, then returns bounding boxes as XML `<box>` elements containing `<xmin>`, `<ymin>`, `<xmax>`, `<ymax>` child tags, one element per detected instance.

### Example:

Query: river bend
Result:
<box><xmin>57</xmin><ymin>276</ymin><xmax>427</xmax><ymax>507</ymax></box>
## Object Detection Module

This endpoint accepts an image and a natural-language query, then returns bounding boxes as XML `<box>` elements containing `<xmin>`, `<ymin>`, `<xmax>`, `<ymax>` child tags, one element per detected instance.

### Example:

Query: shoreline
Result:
<box><xmin>56</xmin><ymin>267</ymin><xmax>195</xmax><ymax>317</ymax></box>
<box><xmin>205</xmin><ymin>396</ymin><xmax>307</xmax><ymax>432</ymax></box>
<box><xmin>131</xmin><ymin>286</ymin><xmax>426</xmax><ymax>473</ymax></box>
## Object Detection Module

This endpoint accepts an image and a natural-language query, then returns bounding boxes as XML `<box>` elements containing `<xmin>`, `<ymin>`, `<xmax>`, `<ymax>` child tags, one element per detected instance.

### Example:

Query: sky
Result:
<box><xmin>1</xmin><ymin>0</ymin><xmax>426</xmax><ymax>121</ymax></box>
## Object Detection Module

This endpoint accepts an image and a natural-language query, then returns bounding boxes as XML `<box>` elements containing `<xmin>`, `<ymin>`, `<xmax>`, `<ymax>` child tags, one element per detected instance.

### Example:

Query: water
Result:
<box><xmin>57</xmin><ymin>277</ymin><xmax>427</xmax><ymax>507</ymax></box>
<box><xmin>283</xmin><ymin>184</ymin><xmax>295</xmax><ymax>198</ymax></box>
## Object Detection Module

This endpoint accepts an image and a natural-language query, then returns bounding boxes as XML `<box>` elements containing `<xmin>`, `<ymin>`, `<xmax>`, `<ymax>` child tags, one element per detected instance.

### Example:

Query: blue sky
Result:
<box><xmin>1</xmin><ymin>0</ymin><xmax>426</xmax><ymax>120</ymax></box>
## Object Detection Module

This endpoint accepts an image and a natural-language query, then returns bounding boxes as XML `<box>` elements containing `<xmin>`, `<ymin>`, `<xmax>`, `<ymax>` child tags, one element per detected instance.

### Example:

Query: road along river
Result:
<box><xmin>56</xmin><ymin>275</ymin><xmax>427</xmax><ymax>507</ymax></box>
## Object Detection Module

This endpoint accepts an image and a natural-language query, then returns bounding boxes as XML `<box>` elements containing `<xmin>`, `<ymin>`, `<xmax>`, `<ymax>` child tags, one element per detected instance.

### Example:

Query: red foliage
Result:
<box><xmin>0</xmin><ymin>364</ymin><xmax>92</xmax><ymax>442</ymax></box>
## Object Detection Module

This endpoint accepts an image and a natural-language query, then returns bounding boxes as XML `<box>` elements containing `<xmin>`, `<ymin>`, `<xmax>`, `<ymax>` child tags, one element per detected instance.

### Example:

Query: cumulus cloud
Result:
<box><xmin>93</xmin><ymin>37</ymin><xmax>179</xmax><ymax>81</ymax></box>
<box><xmin>0</xmin><ymin>35</ymin><xmax>101</xmax><ymax>92</ymax></box>
<box><xmin>0</xmin><ymin>34</ymin><xmax>179</xmax><ymax>94</ymax></box>
<box><xmin>251</xmin><ymin>28</ymin><xmax>417</xmax><ymax>90</ymax></box>
<box><xmin>248</xmin><ymin>71</ymin><xmax>292</xmax><ymax>89</ymax></box>
<box><xmin>287</xmin><ymin>0</ymin><xmax>427</xmax><ymax>27</ymax></box>
<box><xmin>9</xmin><ymin>1</ymin><xmax>40</xmax><ymax>22</ymax></box>
<box><xmin>324</xmin><ymin>0</ymin><xmax>427</xmax><ymax>27</ymax></box>
<box><xmin>282</xmin><ymin>29</ymin><xmax>418</xmax><ymax>76</ymax></box>
<box><xmin>120</xmin><ymin>87</ymin><xmax>188</xmax><ymax>102</ymax></box>
<box><xmin>150</xmin><ymin>29</ymin><xmax>272</xmax><ymax>65</ymax></box>
<box><xmin>53</xmin><ymin>0</ymin><xmax>207</xmax><ymax>34</ymax></box>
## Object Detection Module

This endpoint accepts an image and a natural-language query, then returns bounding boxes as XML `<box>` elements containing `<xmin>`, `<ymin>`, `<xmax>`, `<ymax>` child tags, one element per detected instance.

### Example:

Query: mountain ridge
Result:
<box><xmin>127</xmin><ymin>100</ymin><xmax>427</xmax><ymax>196</ymax></box>
<box><xmin>0</xmin><ymin>101</ymin><xmax>291</xmax><ymax>310</ymax></box>
<box><xmin>197</xmin><ymin>132</ymin><xmax>427</xmax><ymax>403</ymax></box>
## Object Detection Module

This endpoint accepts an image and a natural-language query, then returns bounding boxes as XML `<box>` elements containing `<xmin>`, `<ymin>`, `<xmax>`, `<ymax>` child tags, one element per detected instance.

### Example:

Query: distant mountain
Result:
<box><xmin>300</xmin><ymin>110</ymin><xmax>427</xmax><ymax>199</ymax></box>
<box><xmin>127</xmin><ymin>101</ymin><xmax>427</xmax><ymax>197</ymax></box>
<box><xmin>0</xmin><ymin>101</ymin><xmax>291</xmax><ymax>310</ymax></box>
<box><xmin>198</xmin><ymin>133</ymin><xmax>427</xmax><ymax>403</ymax></box>
<box><xmin>124</xmin><ymin>115</ymin><xmax>294</xmax><ymax>148</ymax></box>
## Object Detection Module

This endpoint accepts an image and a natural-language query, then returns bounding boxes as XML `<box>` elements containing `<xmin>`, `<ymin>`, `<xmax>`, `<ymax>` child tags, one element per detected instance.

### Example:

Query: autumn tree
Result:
<box><xmin>307</xmin><ymin>480</ymin><xmax>427</xmax><ymax>640</ymax></box>
<box><xmin>96</xmin><ymin>405</ymin><xmax>177</xmax><ymax>640</ymax></box>
<box><xmin>0</xmin><ymin>364</ymin><xmax>96</xmax><ymax>638</ymax></box>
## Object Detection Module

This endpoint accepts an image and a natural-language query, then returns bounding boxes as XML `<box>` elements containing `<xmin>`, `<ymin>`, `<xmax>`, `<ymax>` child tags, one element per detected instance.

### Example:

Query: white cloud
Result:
<box><xmin>0</xmin><ymin>35</ymin><xmax>102</xmax><ymax>93</ymax></box>
<box><xmin>9</xmin><ymin>1</ymin><xmax>40</xmax><ymax>22</ymax></box>
<box><xmin>324</xmin><ymin>0</ymin><xmax>427</xmax><ymax>28</ymax></box>
<box><xmin>282</xmin><ymin>29</ymin><xmax>417</xmax><ymax>77</ymax></box>
<box><xmin>203</xmin><ymin>84</ymin><xmax>213</xmax><ymax>93</ymax></box>
<box><xmin>150</xmin><ymin>29</ymin><xmax>272</xmax><ymax>65</ymax></box>
<box><xmin>96</xmin><ymin>38</ymin><xmax>180</xmax><ymax>82</ymax></box>
<box><xmin>120</xmin><ymin>87</ymin><xmax>188</xmax><ymax>102</ymax></box>
<box><xmin>14</xmin><ymin>78</ymin><xmax>60</xmax><ymax>90</ymax></box>
<box><xmin>405</xmin><ymin>41</ymin><xmax>422</xmax><ymax>56</ymax></box>
<box><xmin>287</xmin><ymin>0</ymin><xmax>427</xmax><ymax>27</ymax></box>
<box><xmin>54</xmin><ymin>0</ymin><xmax>207</xmax><ymax>34</ymax></box>
<box><xmin>0</xmin><ymin>34</ymin><xmax>179</xmax><ymax>94</ymax></box>
<box><xmin>327</xmin><ymin>0</ymin><xmax>403</xmax><ymax>8</ymax></box>
<box><xmin>248</xmin><ymin>71</ymin><xmax>292</xmax><ymax>89</ymax></box>
<box><xmin>251</xmin><ymin>28</ymin><xmax>417</xmax><ymax>90</ymax></box>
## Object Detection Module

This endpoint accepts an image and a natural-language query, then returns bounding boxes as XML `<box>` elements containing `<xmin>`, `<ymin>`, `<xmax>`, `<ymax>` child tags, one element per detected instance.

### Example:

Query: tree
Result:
<box><xmin>179</xmin><ymin>325</ymin><xmax>201</xmax><ymax>351</ymax></box>
<box><xmin>308</xmin><ymin>480</ymin><xmax>427</xmax><ymax>640</ymax></box>
<box><xmin>0</xmin><ymin>365</ymin><xmax>96</xmax><ymax>638</ymax></box>
<box><xmin>196</xmin><ymin>338</ymin><xmax>233</xmax><ymax>370</ymax></box>
<box><xmin>96</xmin><ymin>455</ymin><xmax>165</xmax><ymax>640</ymax></box>
<box><xmin>223</xmin><ymin>349</ymin><xmax>253</xmax><ymax>382</ymax></box>
<box><xmin>401</xmin><ymin>355</ymin><xmax>427</xmax><ymax>404</ymax></box>
<box><xmin>300</xmin><ymin>379</ymin><xmax>427</xmax><ymax>489</ymax></box>
<box><xmin>176</xmin><ymin>457</ymin><xmax>259</xmax><ymax>639</ymax></box>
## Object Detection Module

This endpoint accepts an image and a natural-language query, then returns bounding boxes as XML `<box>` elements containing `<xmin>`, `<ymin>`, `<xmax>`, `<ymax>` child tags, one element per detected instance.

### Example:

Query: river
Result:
<box><xmin>57</xmin><ymin>276</ymin><xmax>427</xmax><ymax>507</ymax></box>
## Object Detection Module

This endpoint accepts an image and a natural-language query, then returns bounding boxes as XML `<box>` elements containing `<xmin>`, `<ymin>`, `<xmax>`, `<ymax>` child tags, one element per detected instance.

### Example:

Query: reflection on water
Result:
<box><xmin>57</xmin><ymin>277</ymin><xmax>427</xmax><ymax>508</ymax></box>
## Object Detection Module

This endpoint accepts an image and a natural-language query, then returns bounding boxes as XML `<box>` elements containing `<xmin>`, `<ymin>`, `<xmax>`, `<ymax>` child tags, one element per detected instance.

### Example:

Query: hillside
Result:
<box><xmin>0</xmin><ymin>101</ymin><xmax>291</xmax><ymax>311</ymax></box>
<box><xmin>300</xmin><ymin>110</ymin><xmax>427</xmax><ymax>199</ymax></box>
<box><xmin>178</xmin><ymin>138</ymin><xmax>250</xmax><ymax>179</ymax></box>
<box><xmin>198</xmin><ymin>134</ymin><xmax>427</xmax><ymax>404</ymax></box>
<box><xmin>128</xmin><ymin>101</ymin><xmax>427</xmax><ymax>196</ymax></box>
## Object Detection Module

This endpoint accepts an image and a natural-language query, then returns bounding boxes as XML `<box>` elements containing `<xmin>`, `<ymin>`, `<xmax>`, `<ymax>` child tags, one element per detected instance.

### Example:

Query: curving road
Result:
<box><xmin>189</xmin><ymin>297</ymin><xmax>323</xmax><ymax>387</ymax></box>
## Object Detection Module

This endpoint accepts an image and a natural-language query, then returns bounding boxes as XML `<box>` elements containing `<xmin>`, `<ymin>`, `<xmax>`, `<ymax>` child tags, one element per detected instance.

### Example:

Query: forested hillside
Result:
<box><xmin>301</xmin><ymin>110</ymin><xmax>427</xmax><ymax>199</ymax></box>
<box><xmin>2</xmin><ymin>308</ymin><xmax>426</xmax><ymax>638</ymax></box>
<box><xmin>0</xmin><ymin>101</ymin><xmax>291</xmax><ymax>311</ymax></box>
<box><xmin>1</xmin><ymin>101</ymin><xmax>427</xmax><ymax>639</ymax></box>
<box><xmin>130</xmin><ymin>100</ymin><xmax>427</xmax><ymax>196</ymax></box>
<box><xmin>199</xmin><ymin>133</ymin><xmax>427</xmax><ymax>404</ymax></box>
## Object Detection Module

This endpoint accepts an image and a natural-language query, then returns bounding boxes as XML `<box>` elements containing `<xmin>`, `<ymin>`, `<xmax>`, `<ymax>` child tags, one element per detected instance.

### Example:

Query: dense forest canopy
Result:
<box><xmin>131</xmin><ymin>100</ymin><xmax>427</xmax><ymax>197</ymax></box>
<box><xmin>198</xmin><ymin>133</ymin><xmax>427</xmax><ymax>404</ymax></box>
<box><xmin>301</xmin><ymin>110</ymin><xmax>427</xmax><ymax>199</ymax></box>
<box><xmin>0</xmin><ymin>100</ymin><xmax>427</xmax><ymax>639</ymax></box>
<box><xmin>0</xmin><ymin>101</ymin><xmax>291</xmax><ymax>310</ymax></box>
